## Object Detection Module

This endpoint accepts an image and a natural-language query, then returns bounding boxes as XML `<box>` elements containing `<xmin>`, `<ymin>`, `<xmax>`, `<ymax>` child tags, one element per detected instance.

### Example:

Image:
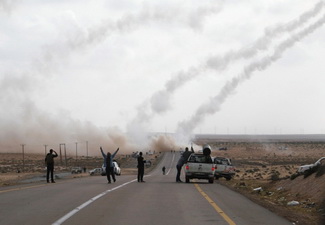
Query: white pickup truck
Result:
<box><xmin>184</xmin><ymin>153</ymin><xmax>215</xmax><ymax>184</ymax></box>
<box><xmin>297</xmin><ymin>156</ymin><xmax>325</xmax><ymax>174</ymax></box>
<box><xmin>213</xmin><ymin>157</ymin><xmax>236</xmax><ymax>180</ymax></box>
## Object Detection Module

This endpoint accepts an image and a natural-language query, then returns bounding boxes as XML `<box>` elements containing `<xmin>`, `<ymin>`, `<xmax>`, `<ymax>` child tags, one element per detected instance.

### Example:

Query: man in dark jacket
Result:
<box><xmin>45</xmin><ymin>149</ymin><xmax>58</xmax><ymax>183</ymax></box>
<box><xmin>100</xmin><ymin>147</ymin><xmax>119</xmax><ymax>183</ymax></box>
<box><xmin>176</xmin><ymin>147</ymin><xmax>194</xmax><ymax>182</ymax></box>
<box><xmin>137</xmin><ymin>152</ymin><xmax>146</xmax><ymax>182</ymax></box>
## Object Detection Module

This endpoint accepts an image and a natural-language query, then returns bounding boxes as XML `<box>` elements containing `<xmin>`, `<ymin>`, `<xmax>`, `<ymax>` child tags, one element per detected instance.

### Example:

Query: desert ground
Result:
<box><xmin>194</xmin><ymin>137</ymin><xmax>325</xmax><ymax>225</ymax></box>
<box><xmin>1</xmin><ymin>137</ymin><xmax>324</xmax><ymax>224</ymax></box>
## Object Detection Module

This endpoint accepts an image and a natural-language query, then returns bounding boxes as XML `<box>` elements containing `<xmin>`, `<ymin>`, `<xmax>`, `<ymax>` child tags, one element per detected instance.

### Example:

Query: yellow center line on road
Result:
<box><xmin>194</xmin><ymin>183</ymin><xmax>236</xmax><ymax>225</ymax></box>
<box><xmin>0</xmin><ymin>183</ymin><xmax>50</xmax><ymax>194</ymax></box>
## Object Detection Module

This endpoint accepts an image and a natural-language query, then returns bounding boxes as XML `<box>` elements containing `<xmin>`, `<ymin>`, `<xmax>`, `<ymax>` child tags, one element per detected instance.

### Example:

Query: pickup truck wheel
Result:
<box><xmin>215</xmin><ymin>176</ymin><xmax>219</xmax><ymax>180</ymax></box>
<box><xmin>226</xmin><ymin>176</ymin><xmax>231</xmax><ymax>181</ymax></box>
<box><xmin>209</xmin><ymin>178</ymin><xmax>214</xmax><ymax>184</ymax></box>
<box><xmin>185</xmin><ymin>176</ymin><xmax>190</xmax><ymax>183</ymax></box>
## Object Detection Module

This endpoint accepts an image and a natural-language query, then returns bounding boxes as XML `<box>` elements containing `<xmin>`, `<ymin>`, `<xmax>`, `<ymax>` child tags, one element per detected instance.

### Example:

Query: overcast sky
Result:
<box><xmin>1</xmin><ymin>0</ymin><xmax>325</xmax><ymax>152</ymax></box>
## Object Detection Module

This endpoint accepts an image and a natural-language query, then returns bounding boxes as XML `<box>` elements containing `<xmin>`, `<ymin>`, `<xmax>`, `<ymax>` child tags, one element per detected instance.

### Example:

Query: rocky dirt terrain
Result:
<box><xmin>195</xmin><ymin>139</ymin><xmax>325</xmax><ymax>225</ymax></box>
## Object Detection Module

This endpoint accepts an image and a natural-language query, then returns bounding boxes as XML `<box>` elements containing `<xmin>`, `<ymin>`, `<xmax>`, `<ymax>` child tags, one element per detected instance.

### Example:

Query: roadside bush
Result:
<box><xmin>270</xmin><ymin>173</ymin><xmax>280</xmax><ymax>181</ymax></box>
<box><xmin>290</xmin><ymin>173</ymin><xmax>300</xmax><ymax>180</ymax></box>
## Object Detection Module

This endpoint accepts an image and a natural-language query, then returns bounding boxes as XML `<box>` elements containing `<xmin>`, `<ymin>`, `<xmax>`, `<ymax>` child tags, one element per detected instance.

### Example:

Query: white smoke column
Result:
<box><xmin>127</xmin><ymin>1</ymin><xmax>324</xmax><ymax>134</ymax></box>
<box><xmin>0</xmin><ymin>0</ymin><xmax>17</xmax><ymax>14</ymax></box>
<box><xmin>206</xmin><ymin>1</ymin><xmax>324</xmax><ymax>70</ymax></box>
<box><xmin>177</xmin><ymin>13</ymin><xmax>325</xmax><ymax>138</ymax></box>
<box><xmin>0</xmin><ymin>2</ymin><xmax>223</xmax><ymax>152</ymax></box>
<box><xmin>39</xmin><ymin>1</ymin><xmax>224</xmax><ymax>71</ymax></box>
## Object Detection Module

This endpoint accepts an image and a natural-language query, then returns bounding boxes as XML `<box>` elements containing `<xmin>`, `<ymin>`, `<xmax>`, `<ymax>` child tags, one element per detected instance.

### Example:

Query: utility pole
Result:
<box><xmin>44</xmin><ymin>145</ymin><xmax>47</xmax><ymax>156</ymax></box>
<box><xmin>21</xmin><ymin>144</ymin><xmax>25</xmax><ymax>172</ymax></box>
<box><xmin>64</xmin><ymin>144</ymin><xmax>67</xmax><ymax>168</ymax></box>
<box><xmin>60</xmin><ymin>143</ymin><xmax>67</xmax><ymax>168</ymax></box>
<box><xmin>86</xmin><ymin>141</ymin><xmax>88</xmax><ymax>159</ymax></box>
<box><xmin>59</xmin><ymin>144</ymin><xmax>63</xmax><ymax>165</ymax></box>
<box><xmin>75</xmin><ymin>142</ymin><xmax>78</xmax><ymax>163</ymax></box>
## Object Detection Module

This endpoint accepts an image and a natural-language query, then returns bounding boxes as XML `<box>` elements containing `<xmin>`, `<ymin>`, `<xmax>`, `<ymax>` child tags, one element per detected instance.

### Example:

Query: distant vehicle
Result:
<box><xmin>219</xmin><ymin>147</ymin><xmax>228</xmax><ymax>151</ymax></box>
<box><xmin>113</xmin><ymin>161</ymin><xmax>121</xmax><ymax>175</ymax></box>
<box><xmin>101</xmin><ymin>160</ymin><xmax>121</xmax><ymax>176</ymax></box>
<box><xmin>132</xmin><ymin>151</ymin><xmax>139</xmax><ymax>158</ymax></box>
<box><xmin>213</xmin><ymin>157</ymin><xmax>236</xmax><ymax>180</ymax></box>
<box><xmin>71</xmin><ymin>167</ymin><xmax>82</xmax><ymax>174</ymax></box>
<box><xmin>145</xmin><ymin>160</ymin><xmax>152</xmax><ymax>167</ymax></box>
<box><xmin>89</xmin><ymin>168</ymin><xmax>103</xmax><ymax>176</ymax></box>
<box><xmin>184</xmin><ymin>153</ymin><xmax>215</xmax><ymax>184</ymax></box>
<box><xmin>297</xmin><ymin>157</ymin><xmax>325</xmax><ymax>174</ymax></box>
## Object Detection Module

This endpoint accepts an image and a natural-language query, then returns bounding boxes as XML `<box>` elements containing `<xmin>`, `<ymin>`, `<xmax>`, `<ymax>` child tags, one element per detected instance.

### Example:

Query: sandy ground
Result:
<box><xmin>203</xmin><ymin>141</ymin><xmax>325</xmax><ymax>225</ymax></box>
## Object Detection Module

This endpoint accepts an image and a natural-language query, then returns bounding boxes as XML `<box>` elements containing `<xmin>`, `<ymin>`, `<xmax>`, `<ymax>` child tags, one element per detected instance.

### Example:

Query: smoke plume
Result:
<box><xmin>0</xmin><ymin>1</ymin><xmax>224</xmax><ymax>153</ymax></box>
<box><xmin>127</xmin><ymin>1</ymin><xmax>325</xmax><ymax>138</ymax></box>
<box><xmin>177</xmin><ymin>12</ymin><xmax>325</xmax><ymax>138</ymax></box>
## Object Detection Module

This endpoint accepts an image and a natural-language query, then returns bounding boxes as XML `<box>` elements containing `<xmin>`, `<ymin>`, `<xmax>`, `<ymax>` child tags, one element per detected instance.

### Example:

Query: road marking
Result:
<box><xmin>0</xmin><ymin>183</ymin><xmax>50</xmax><ymax>194</ymax></box>
<box><xmin>52</xmin><ymin>179</ymin><xmax>137</xmax><ymax>225</ymax></box>
<box><xmin>194</xmin><ymin>183</ymin><xmax>236</xmax><ymax>225</ymax></box>
<box><xmin>166</xmin><ymin>153</ymin><xmax>176</xmax><ymax>175</ymax></box>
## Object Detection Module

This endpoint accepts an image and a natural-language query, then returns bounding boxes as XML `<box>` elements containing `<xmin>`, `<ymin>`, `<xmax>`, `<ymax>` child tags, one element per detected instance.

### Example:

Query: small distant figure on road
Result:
<box><xmin>176</xmin><ymin>147</ymin><xmax>194</xmax><ymax>183</ymax></box>
<box><xmin>83</xmin><ymin>167</ymin><xmax>86</xmax><ymax>173</ymax></box>
<box><xmin>137</xmin><ymin>152</ymin><xmax>146</xmax><ymax>182</ymax></box>
<box><xmin>101</xmin><ymin>147</ymin><xmax>119</xmax><ymax>183</ymax></box>
<box><xmin>45</xmin><ymin>149</ymin><xmax>58</xmax><ymax>183</ymax></box>
<box><xmin>162</xmin><ymin>166</ymin><xmax>166</xmax><ymax>175</ymax></box>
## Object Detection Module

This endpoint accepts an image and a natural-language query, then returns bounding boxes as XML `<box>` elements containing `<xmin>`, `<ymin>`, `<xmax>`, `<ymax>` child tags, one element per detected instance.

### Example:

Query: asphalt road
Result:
<box><xmin>0</xmin><ymin>152</ymin><xmax>291</xmax><ymax>225</ymax></box>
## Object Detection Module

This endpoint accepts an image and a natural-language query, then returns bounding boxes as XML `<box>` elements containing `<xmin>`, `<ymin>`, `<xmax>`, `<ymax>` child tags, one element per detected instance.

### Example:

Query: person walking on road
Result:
<box><xmin>176</xmin><ymin>147</ymin><xmax>194</xmax><ymax>182</ymax></box>
<box><xmin>162</xmin><ymin>166</ymin><xmax>166</xmax><ymax>175</ymax></box>
<box><xmin>137</xmin><ymin>152</ymin><xmax>146</xmax><ymax>182</ymax></box>
<box><xmin>45</xmin><ymin>149</ymin><xmax>58</xmax><ymax>183</ymax></box>
<box><xmin>100</xmin><ymin>147</ymin><xmax>120</xmax><ymax>183</ymax></box>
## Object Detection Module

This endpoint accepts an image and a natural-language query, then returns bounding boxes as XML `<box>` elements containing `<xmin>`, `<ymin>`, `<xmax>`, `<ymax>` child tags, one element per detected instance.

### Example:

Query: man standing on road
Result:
<box><xmin>176</xmin><ymin>147</ymin><xmax>194</xmax><ymax>182</ymax></box>
<box><xmin>45</xmin><ymin>149</ymin><xmax>58</xmax><ymax>183</ymax></box>
<box><xmin>100</xmin><ymin>147</ymin><xmax>119</xmax><ymax>183</ymax></box>
<box><xmin>137</xmin><ymin>152</ymin><xmax>146</xmax><ymax>182</ymax></box>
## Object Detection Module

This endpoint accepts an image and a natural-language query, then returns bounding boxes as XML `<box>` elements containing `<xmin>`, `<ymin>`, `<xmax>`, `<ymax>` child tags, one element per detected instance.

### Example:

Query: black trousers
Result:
<box><xmin>47</xmin><ymin>163</ymin><xmax>54</xmax><ymax>182</ymax></box>
<box><xmin>106</xmin><ymin>166</ymin><xmax>115</xmax><ymax>182</ymax></box>
<box><xmin>137</xmin><ymin>167</ymin><xmax>144</xmax><ymax>182</ymax></box>
<box><xmin>176</xmin><ymin>165</ymin><xmax>182</xmax><ymax>181</ymax></box>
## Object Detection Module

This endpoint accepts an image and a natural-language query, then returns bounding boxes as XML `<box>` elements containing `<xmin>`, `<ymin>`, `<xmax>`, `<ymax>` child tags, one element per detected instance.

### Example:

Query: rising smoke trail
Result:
<box><xmin>176</xmin><ymin>12</ymin><xmax>325</xmax><ymax>139</ymax></box>
<box><xmin>0</xmin><ymin>1</ymin><xmax>223</xmax><ymax>153</ymax></box>
<box><xmin>0</xmin><ymin>0</ymin><xmax>17</xmax><ymax>14</ymax></box>
<box><xmin>127</xmin><ymin>1</ymin><xmax>325</xmax><ymax>134</ymax></box>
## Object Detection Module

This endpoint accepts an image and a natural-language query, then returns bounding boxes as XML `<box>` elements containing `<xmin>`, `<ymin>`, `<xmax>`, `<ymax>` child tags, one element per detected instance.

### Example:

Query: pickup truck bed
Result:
<box><xmin>213</xmin><ymin>157</ymin><xmax>236</xmax><ymax>180</ymax></box>
<box><xmin>185</xmin><ymin>153</ymin><xmax>215</xmax><ymax>183</ymax></box>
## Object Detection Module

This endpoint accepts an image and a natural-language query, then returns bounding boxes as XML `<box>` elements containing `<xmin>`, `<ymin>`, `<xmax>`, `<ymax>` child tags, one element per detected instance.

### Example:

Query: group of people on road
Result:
<box><xmin>45</xmin><ymin>145</ymin><xmax>195</xmax><ymax>184</ymax></box>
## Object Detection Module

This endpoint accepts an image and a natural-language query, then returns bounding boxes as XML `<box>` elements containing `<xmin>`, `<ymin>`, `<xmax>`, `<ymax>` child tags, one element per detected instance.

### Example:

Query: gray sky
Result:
<box><xmin>1</xmin><ymin>0</ymin><xmax>324</xmax><ymax>152</ymax></box>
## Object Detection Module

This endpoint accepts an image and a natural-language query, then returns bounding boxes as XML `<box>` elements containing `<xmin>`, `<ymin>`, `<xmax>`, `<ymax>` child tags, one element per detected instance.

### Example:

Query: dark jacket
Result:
<box><xmin>137</xmin><ymin>155</ymin><xmax>145</xmax><ymax>168</ymax></box>
<box><xmin>45</xmin><ymin>152</ymin><xmax>58</xmax><ymax>164</ymax></box>
<box><xmin>177</xmin><ymin>148</ymin><xmax>194</xmax><ymax>167</ymax></box>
